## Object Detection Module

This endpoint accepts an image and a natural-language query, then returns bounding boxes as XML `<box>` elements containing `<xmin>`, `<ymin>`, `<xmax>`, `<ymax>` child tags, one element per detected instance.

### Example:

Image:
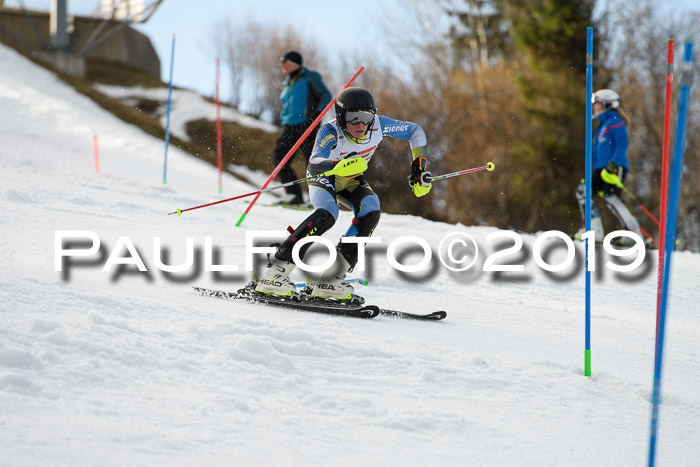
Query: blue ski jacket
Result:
<box><xmin>593</xmin><ymin>110</ymin><xmax>630</xmax><ymax>170</ymax></box>
<box><xmin>280</xmin><ymin>67</ymin><xmax>331</xmax><ymax>127</ymax></box>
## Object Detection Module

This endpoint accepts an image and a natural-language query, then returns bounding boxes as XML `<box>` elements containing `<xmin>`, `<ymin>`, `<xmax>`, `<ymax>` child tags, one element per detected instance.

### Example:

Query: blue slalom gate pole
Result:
<box><xmin>648</xmin><ymin>41</ymin><xmax>694</xmax><ymax>467</ymax></box>
<box><xmin>584</xmin><ymin>27</ymin><xmax>593</xmax><ymax>377</ymax></box>
<box><xmin>162</xmin><ymin>34</ymin><xmax>176</xmax><ymax>185</ymax></box>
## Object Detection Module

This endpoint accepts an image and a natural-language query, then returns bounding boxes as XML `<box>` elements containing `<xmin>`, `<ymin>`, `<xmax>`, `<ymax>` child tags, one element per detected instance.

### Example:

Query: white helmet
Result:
<box><xmin>592</xmin><ymin>89</ymin><xmax>620</xmax><ymax>110</ymax></box>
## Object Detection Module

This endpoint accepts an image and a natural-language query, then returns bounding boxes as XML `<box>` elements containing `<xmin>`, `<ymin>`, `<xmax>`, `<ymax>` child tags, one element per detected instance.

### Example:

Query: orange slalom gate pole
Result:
<box><xmin>93</xmin><ymin>134</ymin><xmax>100</xmax><ymax>174</ymax></box>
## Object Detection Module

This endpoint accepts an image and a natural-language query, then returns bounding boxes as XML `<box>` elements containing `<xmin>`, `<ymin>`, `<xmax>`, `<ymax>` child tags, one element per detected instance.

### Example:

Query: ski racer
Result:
<box><xmin>574</xmin><ymin>89</ymin><xmax>643</xmax><ymax>243</ymax></box>
<box><xmin>255</xmin><ymin>87</ymin><xmax>432</xmax><ymax>301</ymax></box>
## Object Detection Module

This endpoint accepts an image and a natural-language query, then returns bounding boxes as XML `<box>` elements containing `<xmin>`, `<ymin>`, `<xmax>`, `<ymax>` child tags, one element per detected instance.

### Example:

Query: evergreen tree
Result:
<box><xmin>506</xmin><ymin>0</ymin><xmax>598</xmax><ymax>231</ymax></box>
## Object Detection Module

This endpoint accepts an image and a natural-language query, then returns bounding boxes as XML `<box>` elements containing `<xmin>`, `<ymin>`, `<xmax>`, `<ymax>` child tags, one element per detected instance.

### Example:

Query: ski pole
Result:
<box><xmin>639</xmin><ymin>226</ymin><xmax>658</xmax><ymax>248</ymax></box>
<box><xmin>235</xmin><ymin>66</ymin><xmax>366</xmax><ymax>227</ymax></box>
<box><xmin>425</xmin><ymin>162</ymin><xmax>495</xmax><ymax>182</ymax></box>
<box><xmin>599</xmin><ymin>171</ymin><xmax>659</xmax><ymax>246</ymax></box>
<box><xmin>597</xmin><ymin>178</ymin><xmax>658</xmax><ymax>246</ymax></box>
<box><xmin>600</xmin><ymin>170</ymin><xmax>659</xmax><ymax>226</ymax></box>
<box><xmin>168</xmin><ymin>175</ymin><xmax>319</xmax><ymax>216</ymax></box>
<box><xmin>619</xmin><ymin>186</ymin><xmax>660</xmax><ymax>227</ymax></box>
<box><xmin>169</xmin><ymin>157</ymin><xmax>368</xmax><ymax>216</ymax></box>
<box><xmin>625</xmin><ymin>187</ymin><xmax>680</xmax><ymax>247</ymax></box>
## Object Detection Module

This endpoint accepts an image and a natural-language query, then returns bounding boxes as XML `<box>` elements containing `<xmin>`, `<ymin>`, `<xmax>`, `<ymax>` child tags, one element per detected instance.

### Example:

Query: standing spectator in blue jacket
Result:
<box><xmin>273</xmin><ymin>51</ymin><xmax>331</xmax><ymax>205</ymax></box>
<box><xmin>574</xmin><ymin>89</ymin><xmax>643</xmax><ymax>243</ymax></box>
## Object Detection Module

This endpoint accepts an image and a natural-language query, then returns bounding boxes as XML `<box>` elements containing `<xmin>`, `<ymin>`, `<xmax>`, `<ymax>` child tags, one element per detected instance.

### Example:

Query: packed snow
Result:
<box><xmin>1</xmin><ymin>43</ymin><xmax>699</xmax><ymax>466</ymax></box>
<box><xmin>95</xmin><ymin>83</ymin><xmax>279</xmax><ymax>142</ymax></box>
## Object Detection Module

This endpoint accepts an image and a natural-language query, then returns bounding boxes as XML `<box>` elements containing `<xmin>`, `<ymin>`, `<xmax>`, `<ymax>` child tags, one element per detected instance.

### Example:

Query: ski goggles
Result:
<box><xmin>345</xmin><ymin>110</ymin><xmax>375</xmax><ymax>126</ymax></box>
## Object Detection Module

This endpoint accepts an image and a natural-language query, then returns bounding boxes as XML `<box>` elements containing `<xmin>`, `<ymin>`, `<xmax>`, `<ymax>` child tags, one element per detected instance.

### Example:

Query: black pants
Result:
<box><xmin>273</xmin><ymin>123</ymin><xmax>318</xmax><ymax>199</ymax></box>
<box><xmin>576</xmin><ymin>167</ymin><xmax>627</xmax><ymax>221</ymax></box>
<box><xmin>276</xmin><ymin>174</ymin><xmax>381</xmax><ymax>266</ymax></box>
<box><xmin>591</xmin><ymin>167</ymin><xmax>625</xmax><ymax>196</ymax></box>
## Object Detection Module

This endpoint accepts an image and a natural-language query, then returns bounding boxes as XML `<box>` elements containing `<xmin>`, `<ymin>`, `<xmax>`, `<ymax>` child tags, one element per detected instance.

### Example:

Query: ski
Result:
<box><xmin>378</xmin><ymin>308</ymin><xmax>447</xmax><ymax>321</ymax></box>
<box><xmin>194</xmin><ymin>286</ymin><xmax>446</xmax><ymax>321</ymax></box>
<box><xmin>295</xmin><ymin>277</ymin><xmax>369</xmax><ymax>289</ymax></box>
<box><xmin>193</xmin><ymin>286</ymin><xmax>379</xmax><ymax>319</ymax></box>
<box><xmin>293</xmin><ymin>284</ymin><xmax>445</xmax><ymax>320</ymax></box>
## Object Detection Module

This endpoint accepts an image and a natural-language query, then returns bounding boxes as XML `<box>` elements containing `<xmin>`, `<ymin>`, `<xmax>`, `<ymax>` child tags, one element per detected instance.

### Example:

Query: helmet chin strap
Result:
<box><xmin>344</xmin><ymin>130</ymin><xmax>370</xmax><ymax>144</ymax></box>
<box><xmin>343</xmin><ymin>122</ymin><xmax>372</xmax><ymax>144</ymax></box>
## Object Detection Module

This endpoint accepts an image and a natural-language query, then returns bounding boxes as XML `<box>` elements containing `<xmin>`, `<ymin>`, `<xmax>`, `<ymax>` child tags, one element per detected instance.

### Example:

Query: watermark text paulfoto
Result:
<box><xmin>54</xmin><ymin>229</ymin><xmax>649</xmax><ymax>281</ymax></box>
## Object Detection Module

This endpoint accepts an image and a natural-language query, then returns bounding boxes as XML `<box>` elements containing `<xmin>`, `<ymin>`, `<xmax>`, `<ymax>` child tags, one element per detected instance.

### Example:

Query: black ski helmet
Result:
<box><xmin>335</xmin><ymin>87</ymin><xmax>376</xmax><ymax>130</ymax></box>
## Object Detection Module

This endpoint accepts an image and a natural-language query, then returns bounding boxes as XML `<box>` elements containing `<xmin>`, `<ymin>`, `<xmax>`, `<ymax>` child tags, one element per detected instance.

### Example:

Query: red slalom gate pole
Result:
<box><xmin>216</xmin><ymin>58</ymin><xmax>223</xmax><ymax>194</ymax></box>
<box><xmin>656</xmin><ymin>39</ymin><xmax>674</xmax><ymax>365</ymax></box>
<box><xmin>234</xmin><ymin>66</ymin><xmax>365</xmax><ymax>227</ymax></box>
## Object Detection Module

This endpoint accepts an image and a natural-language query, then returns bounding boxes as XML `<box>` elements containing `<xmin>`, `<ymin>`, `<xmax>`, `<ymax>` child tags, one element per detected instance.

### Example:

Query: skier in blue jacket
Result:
<box><xmin>575</xmin><ymin>89</ymin><xmax>642</xmax><ymax>242</ymax></box>
<box><xmin>256</xmin><ymin>87</ymin><xmax>432</xmax><ymax>301</ymax></box>
<box><xmin>273</xmin><ymin>51</ymin><xmax>331</xmax><ymax>205</ymax></box>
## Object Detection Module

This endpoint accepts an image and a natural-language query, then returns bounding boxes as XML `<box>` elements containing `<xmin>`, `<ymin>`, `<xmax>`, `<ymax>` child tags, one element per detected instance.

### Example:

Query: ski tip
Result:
<box><xmin>486</xmin><ymin>162</ymin><xmax>495</xmax><ymax>171</ymax></box>
<box><xmin>377</xmin><ymin>309</ymin><xmax>447</xmax><ymax>321</ymax></box>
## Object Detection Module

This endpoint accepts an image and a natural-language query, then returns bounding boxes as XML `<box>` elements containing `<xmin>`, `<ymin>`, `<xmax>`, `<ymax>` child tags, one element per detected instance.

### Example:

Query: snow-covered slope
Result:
<box><xmin>94</xmin><ymin>84</ymin><xmax>278</xmax><ymax>143</ymax></box>
<box><xmin>1</xmin><ymin>43</ymin><xmax>699</xmax><ymax>466</ymax></box>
